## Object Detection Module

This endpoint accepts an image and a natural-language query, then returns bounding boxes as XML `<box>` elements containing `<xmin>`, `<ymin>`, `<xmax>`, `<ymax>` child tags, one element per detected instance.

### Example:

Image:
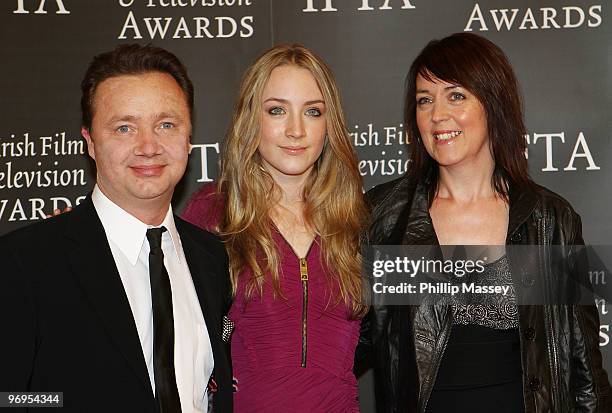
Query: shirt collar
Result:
<box><xmin>91</xmin><ymin>185</ymin><xmax>183</xmax><ymax>265</ymax></box>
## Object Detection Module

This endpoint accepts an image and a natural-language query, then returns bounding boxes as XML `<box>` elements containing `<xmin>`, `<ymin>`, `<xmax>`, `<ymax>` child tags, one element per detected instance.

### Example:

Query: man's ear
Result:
<box><xmin>81</xmin><ymin>126</ymin><xmax>95</xmax><ymax>160</ymax></box>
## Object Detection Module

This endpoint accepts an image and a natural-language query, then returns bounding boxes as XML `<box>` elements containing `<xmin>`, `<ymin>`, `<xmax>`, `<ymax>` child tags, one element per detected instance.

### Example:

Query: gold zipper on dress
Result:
<box><xmin>300</xmin><ymin>257</ymin><xmax>308</xmax><ymax>368</ymax></box>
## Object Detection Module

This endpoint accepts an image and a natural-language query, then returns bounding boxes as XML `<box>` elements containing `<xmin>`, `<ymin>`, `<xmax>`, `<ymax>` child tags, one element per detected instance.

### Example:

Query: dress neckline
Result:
<box><xmin>271</xmin><ymin>223</ymin><xmax>318</xmax><ymax>260</ymax></box>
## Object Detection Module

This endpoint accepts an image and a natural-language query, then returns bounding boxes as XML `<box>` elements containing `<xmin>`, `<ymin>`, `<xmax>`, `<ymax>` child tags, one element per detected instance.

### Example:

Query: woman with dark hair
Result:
<box><xmin>358</xmin><ymin>33</ymin><xmax>611</xmax><ymax>412</ymax></box>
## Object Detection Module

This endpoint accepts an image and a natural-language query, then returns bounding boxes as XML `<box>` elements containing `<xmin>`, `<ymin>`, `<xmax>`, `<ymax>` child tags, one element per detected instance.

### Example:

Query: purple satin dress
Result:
<box><xmin>182</xmin><ymin>184</ymin><xmax>360</xmax><ymax>413</ymax></box>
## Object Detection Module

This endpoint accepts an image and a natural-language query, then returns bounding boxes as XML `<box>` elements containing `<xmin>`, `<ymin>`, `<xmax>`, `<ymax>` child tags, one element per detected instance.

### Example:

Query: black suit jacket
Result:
<box><xmin>0</xmin><ymin>197</ymin><xmax>233</xmax><ymax>412</ymax></box>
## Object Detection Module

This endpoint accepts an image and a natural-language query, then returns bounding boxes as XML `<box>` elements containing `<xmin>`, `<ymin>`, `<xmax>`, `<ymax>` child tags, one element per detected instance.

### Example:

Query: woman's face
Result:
<box><xmin>257</xmin><ymin>65</ymin><xmax>327</xmax><ymax>183</ymax></box>
<box><xmin>415</xmin><ymin>74</ymin><xmax>491</xmax><ymax>169</ymax></box>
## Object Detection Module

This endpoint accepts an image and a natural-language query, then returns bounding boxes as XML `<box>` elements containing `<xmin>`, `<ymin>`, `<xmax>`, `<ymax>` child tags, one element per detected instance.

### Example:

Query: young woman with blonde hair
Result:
<box><xmin>183</xmin><ymin>44</ymin><xmax>367</xmax><ymax>412</ymax></box>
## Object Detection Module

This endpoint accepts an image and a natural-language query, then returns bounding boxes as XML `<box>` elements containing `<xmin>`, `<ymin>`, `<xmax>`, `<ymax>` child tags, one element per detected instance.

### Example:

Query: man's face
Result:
<box><xmin>82</xmin><ymin>72</ymin><xmax>191</xmax><ymax>212</ymax></box>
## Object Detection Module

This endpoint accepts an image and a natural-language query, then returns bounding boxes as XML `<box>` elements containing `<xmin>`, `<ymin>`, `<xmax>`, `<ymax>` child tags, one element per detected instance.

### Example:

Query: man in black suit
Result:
<box><xmin>0</xmin><ymin>44</ymin><xmax>232</xmax><ymax>413</ymax></box>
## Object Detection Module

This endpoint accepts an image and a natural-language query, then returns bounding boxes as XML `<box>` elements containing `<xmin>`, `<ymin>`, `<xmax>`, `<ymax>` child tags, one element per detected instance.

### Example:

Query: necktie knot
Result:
<box><xmin>146</xmin><ymin>227</ymin><xmax>167</xmax><ymax>253</ymax></box>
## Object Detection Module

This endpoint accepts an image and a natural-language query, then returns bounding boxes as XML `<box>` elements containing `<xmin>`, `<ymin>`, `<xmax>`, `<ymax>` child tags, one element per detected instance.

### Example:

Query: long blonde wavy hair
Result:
<box><xmin>219</xmin><ymin>44</ymin><xmax>368</xmax><ymax>318</ymax></box>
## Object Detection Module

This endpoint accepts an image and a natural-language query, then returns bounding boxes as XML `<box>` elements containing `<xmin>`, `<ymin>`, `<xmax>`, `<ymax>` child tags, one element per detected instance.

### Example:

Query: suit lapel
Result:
<box><xmin>64</xmin><ymin>198</ymin><xmax>152</xmax><ymax>394</ymax></box>
<box><xmin>177</xmin><ymin>221</ymin><xmax>228</xmax><ymax>373</ymax></box>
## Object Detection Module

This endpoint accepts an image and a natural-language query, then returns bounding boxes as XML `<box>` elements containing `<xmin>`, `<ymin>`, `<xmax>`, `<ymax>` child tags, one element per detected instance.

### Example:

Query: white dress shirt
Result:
<box><xmin>92</xmin><ymin>185</ymin><xmax>214</xmax><ymax>413</ymax></box>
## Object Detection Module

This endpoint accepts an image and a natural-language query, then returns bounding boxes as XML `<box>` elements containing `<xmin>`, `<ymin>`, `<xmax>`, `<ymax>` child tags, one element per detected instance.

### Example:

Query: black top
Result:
<box><xmin>427</xmin><ymin>255</ymin><xmax>525</xmax><ymax>413</ymax></box>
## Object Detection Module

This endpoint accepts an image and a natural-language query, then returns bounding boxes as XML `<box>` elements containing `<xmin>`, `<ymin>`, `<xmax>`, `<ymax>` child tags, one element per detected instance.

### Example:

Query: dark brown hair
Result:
<box><xmin>405</xmin><ymin>33</ymin><xmax>533</xmax><ymax>202</ymax></box>
<box><xmin>80</xmin><ymin>43</ymin><xmax>194</xmax><ymax>129</ymax></box>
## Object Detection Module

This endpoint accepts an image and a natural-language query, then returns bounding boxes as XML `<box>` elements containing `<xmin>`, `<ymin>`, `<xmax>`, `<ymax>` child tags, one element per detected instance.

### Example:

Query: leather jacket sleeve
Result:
<box><xmin>355</xmin><ymin>308</ymin><xmax>372</xmax><ymax>371</ymax></box>
<box><xmin>567</xmin><ymin>211</ymin><xmax>612</xmax><ymax>411</ymax></box>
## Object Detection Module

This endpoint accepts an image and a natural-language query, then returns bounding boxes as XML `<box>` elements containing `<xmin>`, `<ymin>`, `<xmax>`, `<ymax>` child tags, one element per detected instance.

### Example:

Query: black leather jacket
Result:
<box><xmin>356</xmin><ymin>175</ymin><xmax>611</xmax><ymax>413</ymax></box>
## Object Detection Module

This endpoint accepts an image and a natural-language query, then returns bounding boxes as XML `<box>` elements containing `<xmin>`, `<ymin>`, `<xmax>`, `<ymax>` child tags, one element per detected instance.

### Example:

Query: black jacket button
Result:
<box><xmin>525</xmin><ymin>327</ymin><xmax>536</xmax><ymax>341</ymax></box>
<box><xmin>528</xmin><ymin>377</ymin><xmax>541</xmax><ymax>391</ymax></box>
<box><xmin>511</xmin><ymin>232</ymin><xmax>522</xmax><ymax>243</ymax></box>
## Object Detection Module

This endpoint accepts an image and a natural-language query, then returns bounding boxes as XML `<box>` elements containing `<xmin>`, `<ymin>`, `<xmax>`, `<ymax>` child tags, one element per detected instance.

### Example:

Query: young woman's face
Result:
<box><xmin>257</xmin><ymin>65</ymin><xmax>327</xmax><ymax>182</ymax></box>
<box><xmin>415</xmin><ymin>74</ymin><xmax>491</xmax><ymax>169</ymax></box>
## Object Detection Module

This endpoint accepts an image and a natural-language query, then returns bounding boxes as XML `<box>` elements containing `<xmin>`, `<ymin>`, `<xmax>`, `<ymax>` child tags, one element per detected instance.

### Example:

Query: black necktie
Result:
<box><xmin>146</xmin><ymin>227</ymin><xmax>182</xmax><ymax>413</ymax></box>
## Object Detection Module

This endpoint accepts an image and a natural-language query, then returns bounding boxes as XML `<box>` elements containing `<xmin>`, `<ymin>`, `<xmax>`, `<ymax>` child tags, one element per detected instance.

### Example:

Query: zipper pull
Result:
<box><xmin>300</xmin><ymin>257</ymin><xmax>308</xmax><ymax>281</ymax></box>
